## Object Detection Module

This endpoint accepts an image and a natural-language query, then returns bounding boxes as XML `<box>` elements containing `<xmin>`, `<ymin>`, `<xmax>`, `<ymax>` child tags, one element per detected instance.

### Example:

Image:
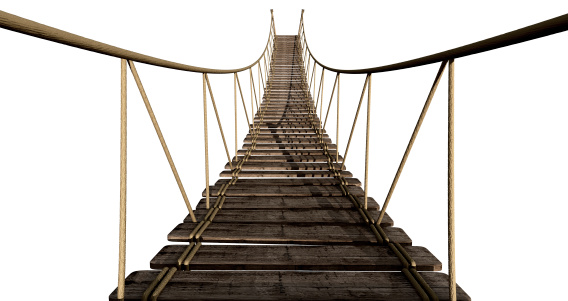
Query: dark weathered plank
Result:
<box><xmin>241</xmin><ymin>143</ymin><xmax>335</xmax><ymax>150</ymax></box>
<box><xmin>109</xmin><ymin>270</ymin><xmax>471</xmax><ymax>301</ymax></box>
<box><xmin>195</xmin><ymin>196</ymin><xmax>379</xmax><ymax>210</ymax></box>
<box><xmin>150</xmin><ymin>245</ymin><xmax>440</xmax><ymax>271</ymax></box>
<box><xmin>168</xmin><ymin>223</ymin><xmax>411</xmax><ymax>245</ymax></box>
<box><xmin>243</xmin><ymin>137</ymin><xmax>331</xmax><ymax>143</ymax></box>
<box><xmin>237</xmin><ymin>149</ymin><xmax>336</xmax><ymax>155</ymax></box>
<box><xmin>214</xmin><ymin>177</ymin><xmax>357</xmax><ymax>186</ymax></box>
<box><xmin>188</xmin><ymin>208</ymin><xmax>393</xmax><ymax>226</ymax></box>
<box><xmin>203</xmin><ymin>185</ymin><xmax>364</xmax><ymax>197</ymax></box>
<box><xmin>221</xmin><ymin>170</ymin><xmax>352</xmax><ymax>178</ymax></box>
<box><xmin>232</xmin><ymin>155</ymin><xmax>343</xmax><ymax>163</ymax></box>
<box><xmin>224</xmin><ymin>162</ymin><xmax>344</xmax><ymax>170</ymax></box>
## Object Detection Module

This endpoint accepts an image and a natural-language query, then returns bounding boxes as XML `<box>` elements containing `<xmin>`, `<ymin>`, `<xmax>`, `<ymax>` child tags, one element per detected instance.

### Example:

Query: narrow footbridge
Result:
<box><xmin>2</xmin><ymin>8</ymin><xmax>568</xmax><ymax>301</ymax></box>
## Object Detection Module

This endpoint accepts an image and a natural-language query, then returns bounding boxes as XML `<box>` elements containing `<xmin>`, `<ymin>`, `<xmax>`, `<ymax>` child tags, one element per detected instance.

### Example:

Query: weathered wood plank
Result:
<box><xmin>232</xmin><ymin>155</ymin><xmax>343</xmax><ymax>163</ymax></box>
<box><xmin>220</xmin><ymin>170</ymin><xmax>352</xmax><ymax>178</ymax></box>
<box><xmin>243</xmin><ymin>137</ymin><xmax>331</xmax><ymax>143</ymax></box>
<box><xmin>203</xmin><ymin>185</ymin><xmax>364</xmax><ymax>197</ymax></box>
<box><xmin>188</xmin><ymin>208</ymin><xmax>393</xmax><ymax>226</ymax></box>
<box><xmin>195</xmin><ymin>196</ymin><xmax>379</xmax><ymax>210</ymax></box>
<box><xmin>150</xmin><ymin>245</ymin><xmax>440</xmax><ymax>271</ymax></box>
<box><xmin>224</xmin><ymin>162</ymin><xmax>344</xmax><ymax>170</ymax></box>
<box><xmin>213</xmin><ymin>177</ymin><xmax>358</xmax><ymax>186</ymax></box>
<box><xmin>241</xmin><ymin>143</ymin><xmax>336</xmax><ymax>149</ymax></box>
<box><xmin>109</xmin><ymin>270</ymin><xmax>471</xmax><ymax>301</ymax></box>
<box><xmin>237</xmin><ymin>149</ymin><xmax>336</xmax><ymax>155</ymax></box>
<box><xmin>168</xmin><ymin>223</ymin><xmax>411</xmax><ymax>245</ymax></box>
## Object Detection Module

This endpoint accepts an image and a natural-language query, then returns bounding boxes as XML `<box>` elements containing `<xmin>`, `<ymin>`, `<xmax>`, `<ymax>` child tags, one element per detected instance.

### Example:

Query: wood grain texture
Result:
<box><xmin>109</xmin><ymin>270</ymin><xmax>471</xmax><ymax>301</ymax></box>
<box><xmin>189</xmin><ymin>208</ymin><xmax>394</xmax><ymax>226</ymax></box>
<box><xmin>213</xmin><ymin>177</ymin><xmax>358</xmax><ymax>186</ymax></box>
<box><xmin>203</xmin><ymin>185</ymin><xmax>364</xmax><ymax>197</ymax></box>
<box><xmin>167</xmin><ymin>223</ymin><xmax>411</xmax><ymax>245</ymax></box>
<box><xmin>241</xmin><ymin>143</ymin><xmax>336</xmax><ymax>150</ymax></box>
<box><xmin>150</xmin><ymin>245</ymin><xmax>440</xmax><ymax>271</ymax></box>
<box><xmin>237</xmin><ymin>149</ymin><xmax>337</xmax><ymax>155</ymax></box>
<box><xmin>194</xmin><ymin>196</ymin><xmax>379</xmax><ymax>210</ymax></box>
<box><xmin>224</xmin><ymin>162</ymin><xmax>344</xmax><ymax>170</ymax></box>
<box><xmin>220</xmin><ymin>170</ymin><xmax>352</xmax><ymax>178</ymax></box>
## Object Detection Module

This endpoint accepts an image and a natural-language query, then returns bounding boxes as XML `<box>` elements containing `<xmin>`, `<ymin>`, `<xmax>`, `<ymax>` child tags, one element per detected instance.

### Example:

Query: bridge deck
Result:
<box><xmin>109</xmin><ymin>35</ymin><xmax>470</xmax><ymax>301</ymax></box>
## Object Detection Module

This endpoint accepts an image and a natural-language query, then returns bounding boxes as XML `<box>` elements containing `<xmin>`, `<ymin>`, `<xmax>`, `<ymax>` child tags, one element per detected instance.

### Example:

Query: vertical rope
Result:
<box><xmin>203</xmin><ymin>73</ymin><xmax>210</xmax><ymax>210</ymax></box>
<box><xmin>376</xmin><ymin>60</ymin><xmax>448</xmax><ymax>225</ymax></box>
<box><xmin>234</xmin><ymin>73</ymin><xmax>238</xmax><ymax>163</ymax></box>
<box><xmin>448</xmin><ymin>58</ymin><xmax>457</xmax><ymax>301</ymax></box>
<box><xmin>128</xmin><ymin>60</ymin><xmax>196</xmax><ymax>222</ymax></box>
<box><xmin>364</xmin><ymin>74</ymin><xmax>372</xmax><ymax>210</ymax></box>
<box><xmin>117</xmin><ymin>58</ymin><xmax>127</xmax><ymax>300</ymax></box>
<box><xmin>336</xmin><ymin>73</ymin><xmax>340</xmax><ymax>163</ymax></box>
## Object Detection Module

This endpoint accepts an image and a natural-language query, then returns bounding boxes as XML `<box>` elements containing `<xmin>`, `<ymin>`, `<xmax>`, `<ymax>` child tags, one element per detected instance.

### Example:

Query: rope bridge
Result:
<box><xmin>3</xmin><ymin>8</ymin><xmax>568</xmax><ymax>301</ymax></box>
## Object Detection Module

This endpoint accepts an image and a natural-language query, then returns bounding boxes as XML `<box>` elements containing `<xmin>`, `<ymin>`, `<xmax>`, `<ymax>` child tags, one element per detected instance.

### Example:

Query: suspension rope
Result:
<box><xmin>128</xmin><ymin>60</ymin><xmax>197</xmax><ymax>222</ymax></box>
<box><xmin>295</xmin><ymin>31</ymin><xmax>438</xmax><ymax>300</ymax></box>
<box><xmin>448</xmin><ymin>58</ymin><xmax>456</xmax><ymax>301</ymax></box>
<box><xmin>323</xmin><ymin>73</ymin><xmax>338</xmax><ymax>129</ymax></box>
<box><xmin>340</xmin><ymin>74</ymin><xmax>370</xmax><ymax>170</ymax></box>
<box><xmin>203</xmin><ymin>73</ymin><xmax>210</xmax><ymax>209</ymax></box>
<box><xmin>117</xmin><ymin>58</ymin><xmax>127</xmax><ymax>300</ymax></box>
<box><xmin>204</xmin><ymin>73</ymin><xmax>234</xmax><ymax>170</ymax></box>
<box><xmin>364</xmin><ymin>74</ymin><xmax>372</xmax><ymax>210</ymax></box>
<box><xmin>376</xmin><ymin>60</ymin><xmax>448</xmax><ymax>226</ymax></box>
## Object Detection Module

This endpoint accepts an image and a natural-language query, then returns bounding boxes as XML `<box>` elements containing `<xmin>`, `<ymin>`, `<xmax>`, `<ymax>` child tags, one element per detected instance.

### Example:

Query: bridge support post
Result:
<box><xmin>448</xmin><ymin>58</ymin><xmax>456</xmax><ymax>301</ymax></box>
<box><xmin>117</xmin><ymin>58</ymin><xmax>127</xmax><ymax>300</ymax></box>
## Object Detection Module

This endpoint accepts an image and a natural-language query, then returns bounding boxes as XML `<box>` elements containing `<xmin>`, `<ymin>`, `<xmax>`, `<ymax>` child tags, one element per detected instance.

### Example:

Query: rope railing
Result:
<box><xmin>297</xmin><ymin>9</ymin><xmax>568</xmax><ymax>301</ymax></box>
<box><xmin>1</xmin><ymin>9</ymin><xmax>276</xmax><ymax>300</ymax></box>
<box><xmin>4</xmin><ymin>7</ymin><xmax>568</xmax><ymax>300</ymax></box>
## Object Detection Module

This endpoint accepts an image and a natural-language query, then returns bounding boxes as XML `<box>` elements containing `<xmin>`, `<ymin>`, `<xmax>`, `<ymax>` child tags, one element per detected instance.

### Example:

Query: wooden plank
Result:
<box><xmin>195</xmin><ymin>196</ymin><xmax>379</xmax><ymax>210</ymax></box>
<box><xmin>213</xmin><ymin>177</ymin><xmax>358</xmax><ymax>186</ymax></box>
<box><xmin>224</xmin><ymin>162</ymin><xmax>344</xmax><ymax>170</ymax></box>
<box><xmin>220</xmin><ymin>170</ymin><xmax>352</xmax><ymax>178</ymax></box>
<box><xmin>232</xmin><ymin>155</ymin><xmax>343</xmax><ymax>163</ymax></box>
<box><xmin>243</xmin><ymin>137</ymin><xmax>331</xmax><ymax>143</ymax></box>
<box><xmin>109</xmin><ymin>270</ymin><xmax>471</xmax><ymax>301</ymax></box>
<box><xmin>150</xmin><ymin>245</ymin><xmax>440</xmax><ymax>271</ymax></box>
<box><xmin>241</xmin><ymin>143</ymin><xmax>336</xmax><ymax>149</ymax></box>
<box><xmin>188</xmin><ymin>208</ymin><xmax>393</xmax><ymax>226</ymax></box>
<box><xmin>237</xmin><ymin>149</ymin><xmax>336</xmax><ymax>155</ymax></box>
<box><xmin>203</xmin><ymin>185</ymin><xmax>364</xmax><ymax>197</ymax></box>
<box><xmin>254</xmin><ymin>129</ymin><xmax>325</xmax><ymax>134</ymax></box>
<box><xmin>168</xmin><ymin>223</ymin><xmax>411</xmax><ymax>245</ymax></box>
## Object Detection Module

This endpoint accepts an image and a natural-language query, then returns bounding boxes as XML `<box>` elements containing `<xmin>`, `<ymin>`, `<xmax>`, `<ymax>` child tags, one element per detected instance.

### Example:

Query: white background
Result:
<box><xmin>1</xmin><ymin>1</ymin><xmax>568</xmax><ymax>300</ymax></box>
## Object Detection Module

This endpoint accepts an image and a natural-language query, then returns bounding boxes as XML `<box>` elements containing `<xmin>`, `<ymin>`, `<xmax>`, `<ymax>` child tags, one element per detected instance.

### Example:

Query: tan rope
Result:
<box><xmin>314</xmin><ymin>68</ymin><xmax>324</xmax><ymax>113</ymax></box>
<box><xmin>323</xmin><ymin>73</ymin><xmax>338</xmax><ymax>129</ymax></box>
<box><xmin>376</xmin><ymin>60</ymin><xmax>448</xmax><ymax>225</ymax></box>
<box><xmin>235</xmin><ymin>73</ymin><xmax>253</xmax><ymax>133</ymax></box>
<box><xmin>448</xmin><ymin>58</ymin><xmax>457</xmax><ymax>301</ymax></box>
<box><xmin>234</xmin><ymin>73</ymin><xmax>238</xmax><ymax>163</ymax></box>
<box><xmin>128</xmin><ymin>60</ymin><xmax>196</xmax><ymax>222</ymax></box>
<box><xmin>336</xmin><ymin>73</ymin><xmax>340</xmax><ymax>162</ymax></box>
<box><xmin>340</xmin><ymin>74</ymin><xmax>370</xmax><ymax>170</ymax></box>
<box><xmin>204</xmin><ymin>73</ymin><xmax>233</xmax><ymax>170</ymax></box>
<box><xmin>249</xmin><ymin>68</ymin><xmax>259</xmax><ymax>112</ymax></box>
<box><xmin>258</xmin><ymin>63</ymin><xmax>265</xmax><ymax>99</ymax></box>
<box><xmin>202</xmin><ymin>74</ymin><xmax>210</xmax><ymax>210</ymax></box>
<box><xmin>117</xmin><ymin>58</ymin><xmax>127</xmax><ymax>300</ymax></box>
<box><xmin>364</xmin><ymin>74</ymin><xmax>372</xmax><ymax>210</ymax></box>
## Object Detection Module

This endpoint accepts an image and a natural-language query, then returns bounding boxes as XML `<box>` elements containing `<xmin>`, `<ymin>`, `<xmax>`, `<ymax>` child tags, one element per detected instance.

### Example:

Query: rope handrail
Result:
<box><xmin>300</xmin><ymin>10</ymin><xmax>568</xmax><ymax>74</ymax></box>
<box><xmin>0</xmin><ymin>9</ymin><xmax>274</xmax><ymax>74</ymax></box>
